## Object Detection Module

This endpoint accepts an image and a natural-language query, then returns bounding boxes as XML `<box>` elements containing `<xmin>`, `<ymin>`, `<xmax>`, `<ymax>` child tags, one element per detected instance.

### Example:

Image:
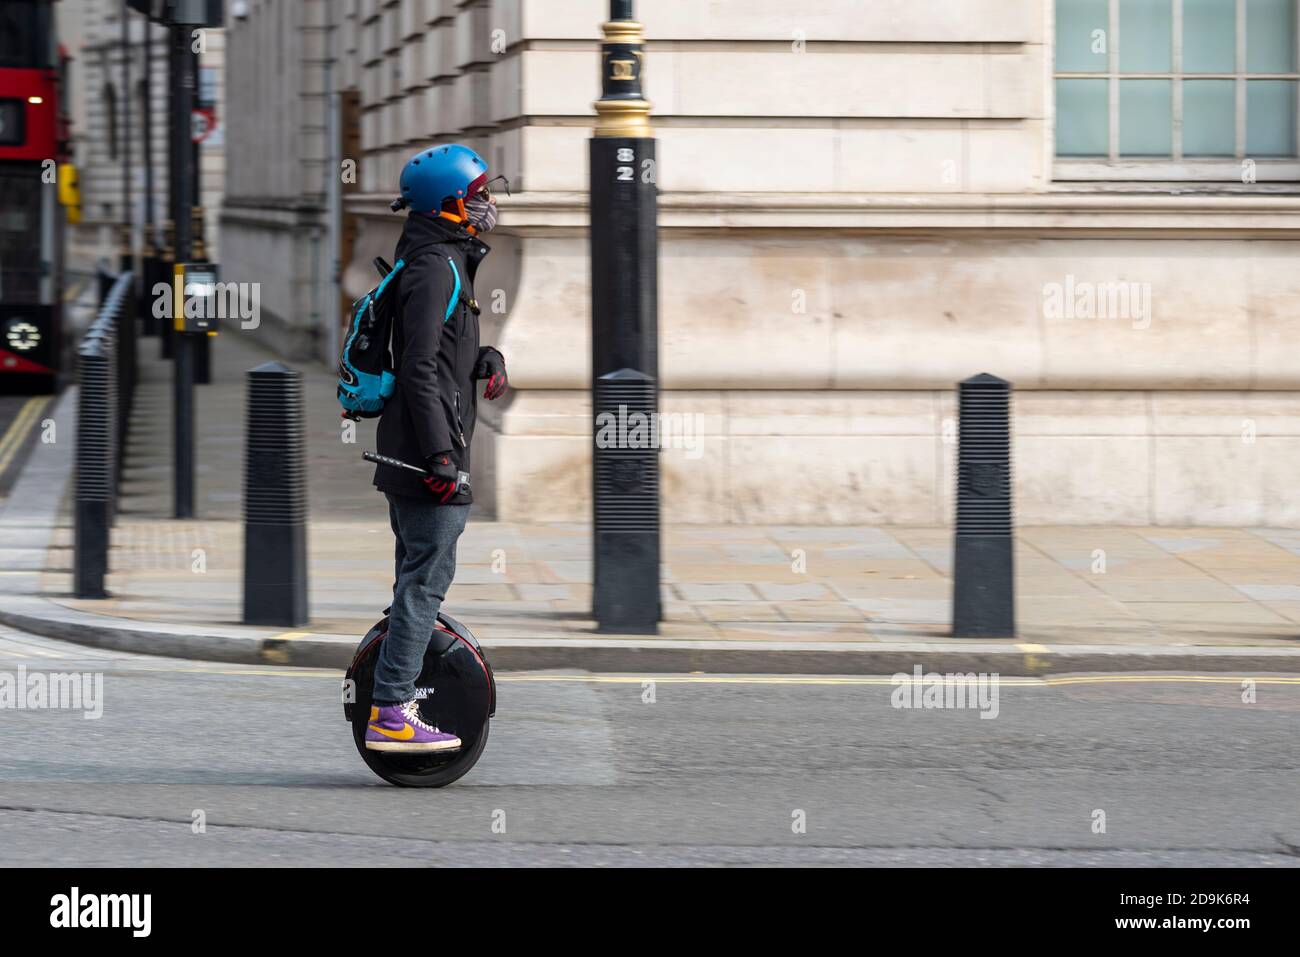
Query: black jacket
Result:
<box><xmin>372</xmin><ymin>213</ymin><xmax>496</xmax><ymax>500</ymax></box>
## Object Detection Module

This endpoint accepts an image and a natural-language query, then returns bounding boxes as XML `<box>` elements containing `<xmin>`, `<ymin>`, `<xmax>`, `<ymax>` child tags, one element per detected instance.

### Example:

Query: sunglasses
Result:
<box><xmin>475</xmin><ymin>174</ymin><xmax>512</xmax><ymax>201</ymax></box>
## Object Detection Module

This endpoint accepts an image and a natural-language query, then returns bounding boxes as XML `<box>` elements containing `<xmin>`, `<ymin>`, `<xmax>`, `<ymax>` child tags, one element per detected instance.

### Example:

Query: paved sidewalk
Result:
<box><xmin>6</xmin><ymin>327</ymin><xmax>1300</xmax><ymax>671</ymax></box>
<box><xmin>40</xmin><ymin>518</ymin><xmax>1300</xmax><ymax>647</ymax></box>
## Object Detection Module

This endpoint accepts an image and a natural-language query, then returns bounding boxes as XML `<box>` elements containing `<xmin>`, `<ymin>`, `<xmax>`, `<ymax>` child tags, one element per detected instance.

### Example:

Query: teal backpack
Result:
<box><xmin>336</xmin><ymin>247</ymin><xmax>462</xmax><ymax>419</ymax></box>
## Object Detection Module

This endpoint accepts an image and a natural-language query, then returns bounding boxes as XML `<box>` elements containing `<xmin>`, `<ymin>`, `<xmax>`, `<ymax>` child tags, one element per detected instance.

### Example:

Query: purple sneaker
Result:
<box><xmin>365</xmin><ymin>700</ymin><xmax>462</xmax><ymax>752</ymax></box>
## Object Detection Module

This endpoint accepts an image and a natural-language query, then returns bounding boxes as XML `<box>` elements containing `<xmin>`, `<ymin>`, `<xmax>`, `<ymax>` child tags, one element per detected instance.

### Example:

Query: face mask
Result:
<box><xmin>465</xmin><ymin>196</ymin><xmax>497</xmax><ymax>233</ymax></box>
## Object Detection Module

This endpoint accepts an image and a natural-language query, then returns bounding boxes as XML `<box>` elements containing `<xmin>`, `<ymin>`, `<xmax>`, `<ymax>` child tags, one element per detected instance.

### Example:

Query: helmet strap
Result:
<box><xmin>437</xmin><ymin>198</ymin><xmax>477</xmax><ymax>235</ymax></box>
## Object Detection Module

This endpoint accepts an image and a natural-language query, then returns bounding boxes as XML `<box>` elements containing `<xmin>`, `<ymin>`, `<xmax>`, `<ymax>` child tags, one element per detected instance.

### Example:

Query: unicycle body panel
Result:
<box><xmin>344</xmin><ymin>612</ymin><xmax>495</xmax><ymax>787</ymax></box>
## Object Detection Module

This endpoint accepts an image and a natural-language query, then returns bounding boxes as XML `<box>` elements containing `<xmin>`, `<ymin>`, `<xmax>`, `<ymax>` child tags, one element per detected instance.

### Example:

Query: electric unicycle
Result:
<box><xmin>343</xmin><ymin>611</ymin><xmax>496</xmax><ymax>787</ymax></box>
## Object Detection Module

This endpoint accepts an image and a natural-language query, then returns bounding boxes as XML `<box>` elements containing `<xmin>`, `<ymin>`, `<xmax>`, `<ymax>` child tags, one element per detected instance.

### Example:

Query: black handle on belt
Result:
<box><xmin>362</xmin><ymin>451</ymin><xmax>428</xmax><ymax>476</ymax></box>
<box><xmin>364</xmin><ymin>451</ymin><xmax>472</xmax><ymax>499</ymax></box>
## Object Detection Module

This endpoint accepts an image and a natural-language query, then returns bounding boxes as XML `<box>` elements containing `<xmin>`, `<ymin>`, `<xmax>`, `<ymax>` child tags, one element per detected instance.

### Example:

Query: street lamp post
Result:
<box><xmin>125</xmin><ymin>2</ymin><xmax>224</xmax><ymax>518</ymax></box>
<box><xmin>140</xmin><ymin>18</ymin><xmax>161</xmax><ymax>338</ymax></box>
<box><xmin>171</xmin><ymin>21</ymin><xmax>196</xmax><ymax>518</ymax></box>
<box><xmin>143</xmin><ymin>18</ymin><xmax>154</xmax><ymax>258</ymax></box>
<box><xmin>119</xmin><ymin>0</ymin><xmax>132</xmax><ymax>275</ymax></box>
<box><xmin>589</xmin><ymin>0</ymin><xmax>660</xmax><ymax>633</ymax></box>
<box><xmin>190</xmin><ymin>40</ymin><xmax>211</xmax><ymax>385</ymax></box>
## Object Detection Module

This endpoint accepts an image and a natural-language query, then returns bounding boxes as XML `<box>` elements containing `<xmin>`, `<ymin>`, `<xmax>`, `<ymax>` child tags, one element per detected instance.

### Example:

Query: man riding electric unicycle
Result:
<box><xmin>337</xmin><ymin>144</ymin><xmax>509</xmax><ymax>786</ymax></box>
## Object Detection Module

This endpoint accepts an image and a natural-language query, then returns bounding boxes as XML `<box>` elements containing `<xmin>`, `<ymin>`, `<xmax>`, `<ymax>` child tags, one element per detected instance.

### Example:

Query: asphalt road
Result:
<box><xmin>0</xmin><ymin>624</ymin><xmax>1297</xmax><ymax>867</ymax></box>
<box><xmin>0</xmin><ymin>395</ymin><xmax>51</xmax><ymax>503</ymax></box>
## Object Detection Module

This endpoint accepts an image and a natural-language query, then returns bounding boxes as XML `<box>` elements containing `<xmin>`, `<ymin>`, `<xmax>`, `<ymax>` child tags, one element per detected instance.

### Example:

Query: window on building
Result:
<box><xmin>1054</xmin><ymin>0</ymin><xmax>1300</xmax><ymax>179</ymax></box>
<box><xmin>0</xmin><ymin>0</ymin><xmax>50</xmax><ymax>70</ymax></box>
<box><xmin>197</xmin><ymin>66</ymin><xmax>213</xmax><ymax>106</ymax></box>
<box><xmin>104</xmin><ymin>83</ymin><xmax>118</xmax><ymax>160</ymax></box>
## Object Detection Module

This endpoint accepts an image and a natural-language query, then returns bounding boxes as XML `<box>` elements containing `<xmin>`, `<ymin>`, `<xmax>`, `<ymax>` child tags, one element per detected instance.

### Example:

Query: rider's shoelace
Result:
<box><xmin>401</xmin><ymin>700</ymin><xmax>441</xmax><ymax>734</ymax></box>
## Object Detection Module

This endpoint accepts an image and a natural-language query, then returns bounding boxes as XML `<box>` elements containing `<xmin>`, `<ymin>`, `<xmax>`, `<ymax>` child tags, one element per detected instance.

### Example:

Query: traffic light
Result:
<box><xmin>126</xmin><ymin>0</ymin><xmax>224</xmax><ymax>27</ymax></box>
<box><xmin>57</xmin><ymin>163</ymin><xmax>81</xmax><ymax>225</ymax></box>
<box><xmin>172</xmin><ymin>262</ymin><xmax>223</xmax><ymax>335</ymax></box>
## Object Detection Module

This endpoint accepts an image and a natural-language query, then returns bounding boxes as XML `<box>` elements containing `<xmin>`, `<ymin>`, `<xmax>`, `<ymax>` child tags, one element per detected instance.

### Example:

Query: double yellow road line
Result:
<box><xmin>0</xmin><ymin>396</ymin><xmax>51</xmax><ymax>480</ymax></box>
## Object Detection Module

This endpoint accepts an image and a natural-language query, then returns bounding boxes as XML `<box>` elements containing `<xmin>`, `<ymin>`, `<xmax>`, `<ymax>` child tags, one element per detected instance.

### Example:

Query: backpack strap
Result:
<box><xmin>444</xmin><ymin>258</ymin><xmax>461</xmax><ymax>323</ymax></box>
<box><xmin>392</xmin><ymin>241</ymin><xmax>473</xmax><ymax>324</ymax></box>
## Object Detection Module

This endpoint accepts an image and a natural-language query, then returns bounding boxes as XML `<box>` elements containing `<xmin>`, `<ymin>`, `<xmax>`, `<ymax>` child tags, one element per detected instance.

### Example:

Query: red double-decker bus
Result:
<box><xmin>0</xmin><ymin>0</ymin><xmax>68</xmax><ymax>393</ymax></box>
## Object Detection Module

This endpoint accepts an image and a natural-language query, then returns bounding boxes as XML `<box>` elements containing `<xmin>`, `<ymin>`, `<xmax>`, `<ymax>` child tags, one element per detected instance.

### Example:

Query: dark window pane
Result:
<box><xmin>0</xmin><ymin>165</ymin><xmax>44</xmax><ymax>304</ymax></box>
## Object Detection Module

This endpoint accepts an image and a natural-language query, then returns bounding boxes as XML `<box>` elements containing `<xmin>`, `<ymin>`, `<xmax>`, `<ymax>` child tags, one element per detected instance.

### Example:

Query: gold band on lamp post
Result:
<box><xmin>593</xmin><ymin>17</ymin><xmax>652</xmax><ymax>138</ymax></box>
<box><xmin>594</xmin><ymin>98</ymin><xmax>652</xmax><ymax>138</ymax></box>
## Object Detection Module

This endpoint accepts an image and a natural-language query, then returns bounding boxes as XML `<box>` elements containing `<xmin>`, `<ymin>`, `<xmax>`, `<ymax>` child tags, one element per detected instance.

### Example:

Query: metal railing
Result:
<box><xmin>74</xmin><ymin>267</ymin><xmax>137</xmax><ymax>599</ymax></box>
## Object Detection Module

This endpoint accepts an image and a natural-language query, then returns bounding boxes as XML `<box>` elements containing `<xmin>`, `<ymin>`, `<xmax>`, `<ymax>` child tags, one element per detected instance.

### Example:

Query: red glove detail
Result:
<box><xmin>474</xmin><ymin>349</ymin><xmax>509</xmax><ymax>401</ymax></box>
<box><xmin>423</xmin><ymin>453</ymin><xmax>459</xmax><ymax>503</ymax></box>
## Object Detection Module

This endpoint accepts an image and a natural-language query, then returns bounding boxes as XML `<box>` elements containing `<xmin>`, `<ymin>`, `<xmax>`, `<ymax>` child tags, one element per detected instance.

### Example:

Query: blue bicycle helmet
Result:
<box><xmin>394</xmin><ymin>144</ymin><xmax>489</xmax><ymax>214</ymax></box>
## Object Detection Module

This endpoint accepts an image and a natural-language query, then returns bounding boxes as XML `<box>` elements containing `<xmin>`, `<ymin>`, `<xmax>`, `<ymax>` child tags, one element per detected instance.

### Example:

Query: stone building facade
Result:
<box><xmin>60</xmin><ymin>0</ymin><xmax>226</xmax><ymax>280</ymax></box>
<box><xmin>220</xmin><ymin>0</ymin><xmax>1300</xmax><ymax>526</ymax></box>
<box><xmin>221</xmin><ymin>0</ymin><xmax>336</xmax><ymax>361</ymax></box>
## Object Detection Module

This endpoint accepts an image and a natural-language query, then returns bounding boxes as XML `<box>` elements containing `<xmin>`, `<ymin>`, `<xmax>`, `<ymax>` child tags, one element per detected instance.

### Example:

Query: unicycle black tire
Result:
<box><xmin>345</xmin><ymin>615</ymin><xmax>495</xmax><ymax>788</ymax></box>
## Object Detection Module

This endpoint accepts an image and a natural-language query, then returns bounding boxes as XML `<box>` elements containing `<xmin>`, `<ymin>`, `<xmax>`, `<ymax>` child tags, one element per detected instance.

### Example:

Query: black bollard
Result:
<box><xmin>74</xmin><ymin>332</ymin><xmax>117</xmax><ymax>598</ymax></box>
<box><xmin>952</xmin><ymin>373</ymin><xmax>1016</xmax><ymax>637</ymax></box>
<box><xmin>592</xmin><ymin>369</ymin><xmax>661</xmax><ymax>633</ymax></box>
<box><xmin>73</xmin><ymin>272</ymin><xmax>137</xmax><ymax>593</ymax></box>
<box><xmin>242</xmin><ymin>362</ymin><xmax>309</xmax><ymax>626</ymax></box>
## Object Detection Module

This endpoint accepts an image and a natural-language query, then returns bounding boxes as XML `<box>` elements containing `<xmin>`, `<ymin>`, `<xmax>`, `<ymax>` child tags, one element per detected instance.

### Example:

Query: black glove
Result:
<box><xmin>423</xmin><ymin>451</ymin><xmax>460</xmax><ymax>503</ymax></box>
<box><xmin>473</xmin><ymin>347</ymin><xmax>508</xmax><ymax>400</ymax></box>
